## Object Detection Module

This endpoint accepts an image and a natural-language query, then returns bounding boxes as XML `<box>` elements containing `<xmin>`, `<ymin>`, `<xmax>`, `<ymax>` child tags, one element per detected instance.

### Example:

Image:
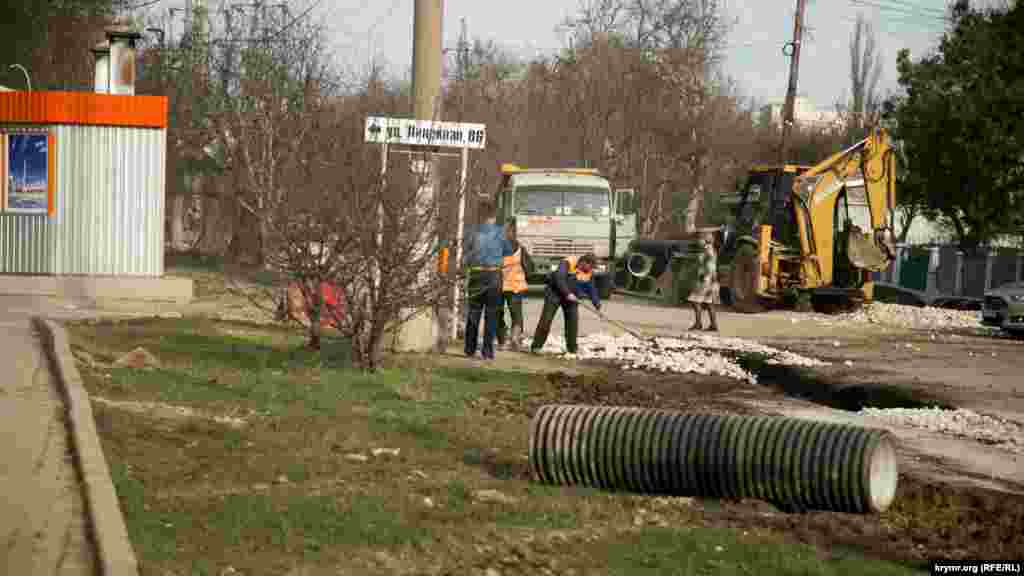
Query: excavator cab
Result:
<box><xmin>725</xmin><ymin>165</ymin><xmax>809</xmax><ymax>251</ymax></box>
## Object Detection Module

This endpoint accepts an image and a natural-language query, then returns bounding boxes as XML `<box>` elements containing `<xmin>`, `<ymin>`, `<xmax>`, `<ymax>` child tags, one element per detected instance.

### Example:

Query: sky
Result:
<box><xmin>143</xmin><ymin>1</ymin><xmax>980</xmax><ymax>112</ymax></box>
<box><xmin>317</xmin><ymin>0</ymin><xmax>962</xmax><ymax>112</ymax></box>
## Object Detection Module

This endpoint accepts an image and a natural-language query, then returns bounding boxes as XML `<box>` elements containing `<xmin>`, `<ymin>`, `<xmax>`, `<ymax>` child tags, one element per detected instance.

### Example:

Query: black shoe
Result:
<box><xmin>704</xmin><ymin>325</ymin><xmax>718</xmax><ymax>332</ymax></box>
<box><xmin>689</xmin><ymin>323</ymin><xmax>703</xmax><ymax>331</ymax></box>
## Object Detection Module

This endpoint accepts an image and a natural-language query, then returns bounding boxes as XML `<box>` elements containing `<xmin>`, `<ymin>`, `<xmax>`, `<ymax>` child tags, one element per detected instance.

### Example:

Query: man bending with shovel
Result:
<box><xmin>530</xmin><ymin>253</ymin><xmax>599</xmax><ymax>359</ymax></box>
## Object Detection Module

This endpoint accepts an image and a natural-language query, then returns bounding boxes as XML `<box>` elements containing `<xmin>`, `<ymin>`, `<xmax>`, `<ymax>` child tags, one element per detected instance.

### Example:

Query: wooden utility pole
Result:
<box><xmin>398</xmin><ymin>0</ymin><xmax>445</xmax><ymax>353</ymax></box>
<box><xmin>778</xmin><ymin>0</ymin><xmax>807</xmax><ymax>168</ymax></box>
<box><xmin>459</xmin><ymin>17</ymin><xmax>468</xmax><ymax>122</ymax></box>
<box><xmin>771</xmin><ymin>0</ymin><xmax>807</xmax><ymax>237</ymax></box>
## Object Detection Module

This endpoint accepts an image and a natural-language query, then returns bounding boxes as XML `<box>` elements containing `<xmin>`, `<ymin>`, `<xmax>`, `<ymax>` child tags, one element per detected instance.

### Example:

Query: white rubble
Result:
<box><xmin>860</xmin><ymin>406</ymin><xmax>1024</xmax><ymax>454</ymax></box>
<box><xmin>524</xmin><ymin>331</ymin><xmax>829</xmax><ymax>384</ymax></box>
<box><xmin>807</xmin><ymin>302</ymin><xmax>994</xmax><ymax>333</ymax></box>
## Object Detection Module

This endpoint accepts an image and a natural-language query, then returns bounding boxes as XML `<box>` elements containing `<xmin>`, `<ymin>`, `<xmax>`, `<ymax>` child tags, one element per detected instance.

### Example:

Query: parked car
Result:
<box><xmin>981</xmin><ymin>281</ymin><xmax>1024</xmax><ymax>336</ymax></box>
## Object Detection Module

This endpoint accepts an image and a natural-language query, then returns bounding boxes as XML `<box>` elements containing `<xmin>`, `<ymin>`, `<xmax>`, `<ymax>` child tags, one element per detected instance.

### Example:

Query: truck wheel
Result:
<box><xmin>730</xmin><ymin>244</ymin><xmax>762</xmax><ymax>313</ymax></box>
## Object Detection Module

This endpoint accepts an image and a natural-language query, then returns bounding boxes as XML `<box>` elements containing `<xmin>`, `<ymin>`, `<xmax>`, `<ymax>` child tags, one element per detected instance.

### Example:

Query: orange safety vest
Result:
<box><xmin>437</xmin><ymin>246</ymin><xmax>449</xmax><ymax>275</ymax></box>
<box><xmin>566</xmin><ymin>256</ymin><xmax>592</xmax><ymax>283</ymax></box>
<box><xmin>502</xmin><ymin>247</ymin><xmax>528</xmax><ymax>293</ymax></box>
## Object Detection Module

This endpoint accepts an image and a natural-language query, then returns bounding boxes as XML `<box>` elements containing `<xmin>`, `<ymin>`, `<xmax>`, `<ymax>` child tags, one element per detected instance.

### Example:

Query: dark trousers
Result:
<box><xmin>464</xmin><ymin>270</ymin><xmax>501</xmax><ymax>358</ymax></box>
<box><xmin>497</xmin><ymin>292</ymin><xmax>525</xmax><ymax>346</ymax></box>
<box><xmin>531</xmin><ymin>286</ymin><xmax>579</xmax><ymax>353</ymax></box>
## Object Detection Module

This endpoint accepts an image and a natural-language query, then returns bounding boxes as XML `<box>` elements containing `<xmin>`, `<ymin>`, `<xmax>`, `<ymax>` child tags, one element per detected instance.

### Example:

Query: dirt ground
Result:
<box><xmin>430</xmin><ymin>357</ymin><xmax>1024</xmax><ymax>566</ymax></box>
<box><xmin>88</xmin><ymin>267</ymin><xmax>1024</xmax><ymax>496</ymax></box>
<box><xmin>67</xmin><ymin>267</ymin><xmax>1024</xmax><ymax>571</ymax></box>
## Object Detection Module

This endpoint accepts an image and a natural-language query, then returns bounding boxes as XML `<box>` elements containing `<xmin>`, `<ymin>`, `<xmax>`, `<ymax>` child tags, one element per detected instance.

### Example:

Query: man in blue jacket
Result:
<box><xmin>463</xmin><ymin>199</ymin><xmax>511</xmax><ymax>360</ymax></box>
<box><xmin>530</xmin><ymin>253</ymin><xmax>599</xmax><ymax>357</ymax></box>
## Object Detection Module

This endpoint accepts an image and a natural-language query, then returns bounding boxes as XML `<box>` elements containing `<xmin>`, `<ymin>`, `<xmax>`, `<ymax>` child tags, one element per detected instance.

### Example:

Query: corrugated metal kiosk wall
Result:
<box><xmin>0</xmin><ymin>91</ymin><xmax>167</xmax><ymax>275</ymax></box>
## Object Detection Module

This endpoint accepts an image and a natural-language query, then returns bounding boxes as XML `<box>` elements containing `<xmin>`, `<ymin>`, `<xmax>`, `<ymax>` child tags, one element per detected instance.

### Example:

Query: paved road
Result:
<box><xmin>1</xmin><ymin>298</ymin><xmax>97</xmax><ymax>575</ymax></box>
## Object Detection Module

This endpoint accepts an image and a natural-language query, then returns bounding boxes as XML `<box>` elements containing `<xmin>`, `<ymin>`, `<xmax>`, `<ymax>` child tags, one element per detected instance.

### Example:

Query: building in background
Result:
<box><xmin>759</xmin><ymin>96</ymin><xmax>844</xmax><ymax>132</ymax></box>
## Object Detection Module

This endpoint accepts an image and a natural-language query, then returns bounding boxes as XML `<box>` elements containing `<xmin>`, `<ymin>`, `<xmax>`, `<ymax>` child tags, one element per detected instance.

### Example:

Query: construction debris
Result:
<box><xmin>812</xmin><ymin>302</ymin><xmax>989</xmax><ymax>332</ymax></box>
<box><xmin>524</xmin><ymin>332</ymin><xmax>828</xmax><ymax>384</ymax></box>
<box><xmin>860</xmin><ymin>406</ymin><xmax>1024</xmax><ymax>454</ymax></box>
<box><xmin>114</xmin><ymin>347</ymin><xmax>161</xmax><ymax>369</ymax></box>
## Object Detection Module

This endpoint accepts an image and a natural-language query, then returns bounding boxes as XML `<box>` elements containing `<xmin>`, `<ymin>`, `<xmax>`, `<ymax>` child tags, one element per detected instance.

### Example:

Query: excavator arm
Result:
<box><xmin>791</xmin><ymin>127</ymin><xmax>897</xmax><ymax>291</ymax></box>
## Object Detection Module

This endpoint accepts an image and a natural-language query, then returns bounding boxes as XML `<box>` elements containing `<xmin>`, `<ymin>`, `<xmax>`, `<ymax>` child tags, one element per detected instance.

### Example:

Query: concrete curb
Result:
<box><xmin>34</xmin><ymin>317</ymin><xmax>140</xmax><ymax>576</ymax></box>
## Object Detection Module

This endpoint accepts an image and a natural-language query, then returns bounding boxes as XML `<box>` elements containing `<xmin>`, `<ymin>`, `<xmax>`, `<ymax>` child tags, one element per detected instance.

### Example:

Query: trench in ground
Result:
<box><xmin>521</xmin><ymin>368</ymin><xmax>1024</xmax><ymax>567</ymax></box>
<box><xmin>734</xmin><ymin>353</ymin><xmax>956</xmax><ymax>412</ymax></box>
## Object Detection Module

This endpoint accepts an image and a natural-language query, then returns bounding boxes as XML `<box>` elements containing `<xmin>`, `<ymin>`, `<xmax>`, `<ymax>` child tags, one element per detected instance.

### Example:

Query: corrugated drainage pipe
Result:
<box><xmin>529</xmin><ymin>404</ymin><xmax>899</xmax><ymax>514</ymax></box>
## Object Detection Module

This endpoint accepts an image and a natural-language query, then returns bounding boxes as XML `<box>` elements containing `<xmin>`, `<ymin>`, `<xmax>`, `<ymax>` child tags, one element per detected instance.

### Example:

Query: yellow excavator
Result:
<box><xmin>721</xmin><ymin>126</ymin><xmax>898</xmax><ymax>313</ymax></box>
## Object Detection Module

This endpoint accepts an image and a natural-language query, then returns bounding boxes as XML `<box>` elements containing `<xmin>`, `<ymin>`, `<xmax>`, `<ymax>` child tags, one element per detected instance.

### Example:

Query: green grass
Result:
<box><xmin>74</xmin><ymin>317</ymin><xmax>927</xmax><ymax>576</ymax></box>
<box><xmin>165</xmin><ymin>250</ymin><xmax>282</xmax><ymax>287</ymax></box>
<box><xmin>111</xmin><ymin>459</ymin><xmax>428</xmax><ymax>575</ymax></box>
<box><xmin>595</xmin><ymin>527</ymin><xmax>922</xmax><ymax>576</ymax></box>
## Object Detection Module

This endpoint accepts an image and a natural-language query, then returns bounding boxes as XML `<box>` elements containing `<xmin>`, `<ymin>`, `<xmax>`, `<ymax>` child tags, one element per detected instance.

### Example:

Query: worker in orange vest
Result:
<box><xmin>530</xmin><ymin>253</ymin><xmax>599</xmax><ymax>358</ymax></box>
<box><xmin>497</xmin><ymin>218</ymin><xmax>532</xmax><ymax>351</ymax></box>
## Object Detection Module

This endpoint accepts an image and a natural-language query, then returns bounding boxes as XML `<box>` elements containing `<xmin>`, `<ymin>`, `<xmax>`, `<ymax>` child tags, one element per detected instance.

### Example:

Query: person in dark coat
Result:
<box><xmin>530</xmin><ymin>253</ymin><xmax>598</xmax><ymax>357</ymax></box>
<box><xmin>463</xmin><ymin>199</ymin><xmax>511</xmax><ymax>360</ymax></box>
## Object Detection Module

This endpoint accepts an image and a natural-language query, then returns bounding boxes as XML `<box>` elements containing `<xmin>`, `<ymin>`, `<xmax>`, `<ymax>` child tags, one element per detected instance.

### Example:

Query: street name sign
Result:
<box><xmin>364</xmin><ymin>116</ymin><xmax>486</xmax><ymax>149</ymax></box>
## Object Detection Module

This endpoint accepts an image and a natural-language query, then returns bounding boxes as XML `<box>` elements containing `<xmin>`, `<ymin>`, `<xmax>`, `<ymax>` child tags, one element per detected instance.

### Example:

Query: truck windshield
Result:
<box><xmin>515</xmin><ymin>186</ymin><xmax>610</xmax><ymax>217</ymax></box>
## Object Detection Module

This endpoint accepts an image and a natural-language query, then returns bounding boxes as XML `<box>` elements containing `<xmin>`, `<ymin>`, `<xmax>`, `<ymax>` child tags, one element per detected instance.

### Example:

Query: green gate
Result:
<box><xmin>899</xmin><ymin>248</ymin><xmax>929</xmax><ymax>292</ymax></box>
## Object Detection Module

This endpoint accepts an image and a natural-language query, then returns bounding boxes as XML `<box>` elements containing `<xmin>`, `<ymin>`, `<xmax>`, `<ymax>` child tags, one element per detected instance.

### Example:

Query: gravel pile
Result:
<box><xmin>860</xmin><ymin>406</ymin><xmax>1024</xmax><ymax>454</ymax></box>
<box><xmin>810</xmin><ymin>302</ymin><xmax>987</xmax><ymax>332</ymax></box>
<box><xmin>524</xmin><ymin>332</ymin><xmax>829</xmax><ymax>384</ymax></box>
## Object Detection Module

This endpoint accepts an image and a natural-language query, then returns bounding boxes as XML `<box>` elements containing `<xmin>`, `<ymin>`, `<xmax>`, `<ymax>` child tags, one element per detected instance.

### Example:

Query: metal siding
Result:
<box><xmin>993</xmin><ymin>251</ymin><xmax>1019</xmax><ymax>289</ymax></box>
<box><xmin>48</xmin><ymin>124</ymin><xmax>163</xmax><ymax>275</ymax></box>
<box><xmin>0</xmin><ymin>214</ymin><xmax>51</xmax><ymax>274</ymax></box>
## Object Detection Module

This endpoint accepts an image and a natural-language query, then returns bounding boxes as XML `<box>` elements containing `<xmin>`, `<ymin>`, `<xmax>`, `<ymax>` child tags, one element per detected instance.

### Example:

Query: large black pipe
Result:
<box><xmin>625</xmin><ymin>239</ymin><xmax>694</xmax><ymax>279</ymax></box>
<box><xmin>529</xmin><ymin>404</ymin><xmax>899</xmax><ymax>514</ymax></box>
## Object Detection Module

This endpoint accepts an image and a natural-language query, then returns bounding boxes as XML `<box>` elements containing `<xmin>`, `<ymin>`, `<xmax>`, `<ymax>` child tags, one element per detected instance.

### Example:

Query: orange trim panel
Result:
<box><xmin>0</xmin><ymin>133</ymin><xmax>6</xmax><ymax>210</ymax></box>
<box><xmin>0</xmin><ymin>91</ymin><xmax>167</xmax><ymax>129</ymax></box>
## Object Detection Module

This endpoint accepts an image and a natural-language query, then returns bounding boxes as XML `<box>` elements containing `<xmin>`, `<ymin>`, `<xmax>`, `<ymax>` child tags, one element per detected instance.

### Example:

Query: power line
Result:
<box><xmin>850</xmin><ymin>0</ymin><xmax>950</xmax><ymax>21</ymax></box>
<box><xmin>263</xmin><ymin>0</ymin><xmax>325</xmax><ymax>41</ymax></box>
<box><xmin>841</xmin><ymin>14</ymin><xmax>947</xmax><ymax>33</ymax></box>
<box><xmin>863</xmin><ymin>0</ymin><xmax>947</xmax><ymax>15</ymax></box>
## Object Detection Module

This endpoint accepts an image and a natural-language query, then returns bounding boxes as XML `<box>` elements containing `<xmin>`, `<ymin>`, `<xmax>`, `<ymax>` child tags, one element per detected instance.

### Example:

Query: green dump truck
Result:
<box><xmin>495</xmin><ymin>163</ymin><xmax>638</xmax><ymax>299</ymax></box>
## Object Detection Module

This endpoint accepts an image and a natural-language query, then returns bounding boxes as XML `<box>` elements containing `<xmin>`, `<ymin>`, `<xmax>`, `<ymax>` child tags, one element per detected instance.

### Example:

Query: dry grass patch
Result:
<box><xmin>67</xmin><ymin>317</ymin><xmax>921</xmax><ymax>576</ymax></box>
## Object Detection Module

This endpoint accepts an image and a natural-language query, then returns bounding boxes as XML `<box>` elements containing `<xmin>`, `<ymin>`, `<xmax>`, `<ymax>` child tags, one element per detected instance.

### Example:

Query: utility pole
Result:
<box><xmin>458</xmin><ymin>18</ymin><xmax>468</xmax><ymax>121</ymax></box>
<box><xmin>397</xmin><ymin>0</ymin><xmax>445</xmax><ymax>353</ymax></box>
<box><xmin>778</xmin><ymin>0</ymin><xmax>807</xmax><ymax>169</ymax></box>
<box><xmin>773</xmin><ymin>0</ymin><xmax>807</xmax><ymax>238</ymax></box>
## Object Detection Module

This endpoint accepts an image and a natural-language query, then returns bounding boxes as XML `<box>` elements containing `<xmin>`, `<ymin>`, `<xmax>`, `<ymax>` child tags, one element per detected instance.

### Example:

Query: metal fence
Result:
<box><xmin>877</xmin><ymin>243</ymin><xmax>1024</xmax><ymax>299</ymax></box>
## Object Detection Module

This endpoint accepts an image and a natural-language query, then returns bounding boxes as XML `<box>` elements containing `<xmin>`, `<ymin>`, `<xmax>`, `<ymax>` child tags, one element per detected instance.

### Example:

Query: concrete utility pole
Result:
<box><xmin>397</xmin><ymin>0</ymin><xmax>446</xmax><ymax>353</ymax></box>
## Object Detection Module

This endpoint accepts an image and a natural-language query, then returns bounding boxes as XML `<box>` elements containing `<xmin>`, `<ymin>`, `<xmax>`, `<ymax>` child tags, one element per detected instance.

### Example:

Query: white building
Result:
<box><xmin>759</xmin><ymin>96</ymin><xmax>844</xmax><ymax>131</ymax></box>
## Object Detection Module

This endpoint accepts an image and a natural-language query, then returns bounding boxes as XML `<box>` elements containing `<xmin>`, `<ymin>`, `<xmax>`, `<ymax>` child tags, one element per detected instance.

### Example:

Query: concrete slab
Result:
<box><xmin>0</xmin><ymin>314</ymin><xmax>97</xmax><ymax>575</ymax></box>
<box><xmin>0</xmin><ymin>274</ymin><xmax>194</xmax><ymax>305</ymax></box>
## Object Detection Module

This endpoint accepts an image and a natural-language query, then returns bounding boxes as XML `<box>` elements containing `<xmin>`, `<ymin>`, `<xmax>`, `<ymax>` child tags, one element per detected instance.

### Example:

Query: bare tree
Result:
<box><xmin>848</xmin><ymin>13</ymin><xmax>883</xmax><ymax>136</ymax></box>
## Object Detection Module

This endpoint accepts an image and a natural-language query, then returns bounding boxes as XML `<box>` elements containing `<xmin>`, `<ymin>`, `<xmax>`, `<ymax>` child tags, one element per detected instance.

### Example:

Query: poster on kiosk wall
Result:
<box><xmin>1</xmin><ymin>131</ymin><xmax>52</xmax><ymax>214</ymax></box>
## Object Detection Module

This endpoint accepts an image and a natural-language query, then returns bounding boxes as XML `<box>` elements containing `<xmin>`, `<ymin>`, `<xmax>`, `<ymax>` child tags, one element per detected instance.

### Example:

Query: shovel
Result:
<box><xmin>580</xmin><ymin>302</ymin><xmax>662</xmax><ymax>349</ymax></box>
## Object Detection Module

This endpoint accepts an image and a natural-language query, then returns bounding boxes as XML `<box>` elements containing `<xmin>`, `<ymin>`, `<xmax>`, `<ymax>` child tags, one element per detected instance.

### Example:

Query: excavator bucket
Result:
<box><xmin>846</xmin><ymin>229</ymin><xmax>890</xmax><ymax>272</ymax></box>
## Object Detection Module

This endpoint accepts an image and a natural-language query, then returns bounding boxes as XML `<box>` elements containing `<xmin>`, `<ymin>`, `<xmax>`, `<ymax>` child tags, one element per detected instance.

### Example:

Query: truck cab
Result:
<box><xmin>496</xmin><ymin>163</ymin><xmax>637</xmax><ymax>299</ymax></box>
